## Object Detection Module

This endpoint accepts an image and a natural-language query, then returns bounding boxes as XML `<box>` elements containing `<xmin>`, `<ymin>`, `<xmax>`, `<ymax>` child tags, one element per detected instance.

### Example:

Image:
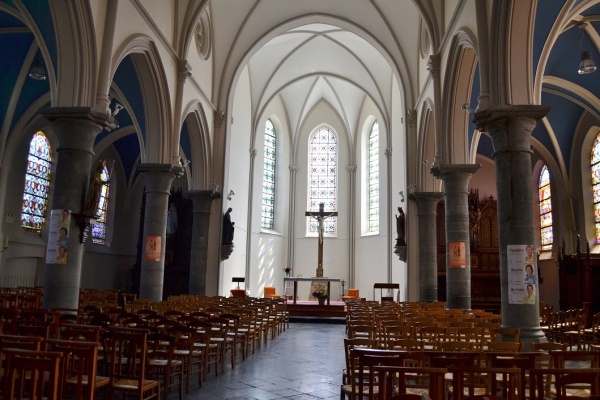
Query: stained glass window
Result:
<box><xmin>21</xmin><ymin>131</ymin><xmax>52</xmax><ymax>232</ymax></box>
<box><xmin>91</xmin><ymin>165</ymin><xmax>110</xmax><ymax>244</ymax></box>
<box><xmin>538</xmin><ymin>165</ymin><xmax>553</xmax><ymax>250</ymax></box>
<box><xmin>307</xmin><ymin>126</ymin><xmax>337</xmax><ymax>234</ymax></box>
<box><xmin>368</xmin><ymin>121</ymin><xmax>379</xmax><ymax>232</ymax></box>
<box><xmin>262</xmin><ymin>119</ymin><xmax>276</xmax><ymax>229</ymax></box>
<box><xmin>592</xmin><ymin>133</ymin><xmax>600</xmax><ymax>242</ymax></box>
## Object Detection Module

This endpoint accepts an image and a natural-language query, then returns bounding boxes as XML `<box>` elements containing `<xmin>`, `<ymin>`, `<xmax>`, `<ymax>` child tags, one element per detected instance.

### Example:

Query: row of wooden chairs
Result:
<box><xmin>342</xmin><ymin>344</ymin><xmax>600</xmax><ymax>400</ymax></box>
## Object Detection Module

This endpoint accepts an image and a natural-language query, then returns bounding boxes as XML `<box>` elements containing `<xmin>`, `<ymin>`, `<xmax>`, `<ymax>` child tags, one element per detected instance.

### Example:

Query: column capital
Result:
<box><xmin>384</xmin><ymin>148</ymin><xmax>392</xmax><ymax>157</ymax></box>
<box><xmin>409</xmin><ymin>192</ymin><xmax>443</xmax><ymax>216</ymax></box>
<box><xmin>346</xmin><ymin>165</ymin><xmax>357</xmax><ymax>173</ymax></box>
<box><xmin>289</xmin><ymin>165</ymin><xmax>298</xmax><ymax>173</ymax></box>
<box><xmin>427</xmin><ymin>54</ymin><xmax>440</xmax><ymax>78</ymax></box>
<box><xmin>249</xmin><ymin>148</ymin><xmax>257</xmax><ymax>158</ymax></box>
<box><xmin>406</xmin><ymin>109</ymin><xmax>418</xmax><ymax>128</ymax></box>
<box><xmin>139</xmin><ymin>163</ymin><xmax>183</xmax><ymax>194</ymax></box>
<box><xmin>188</xmin><ymin>189</ymin><xmax>220</xmax><ymax>213</ymax></box>
<box><xmin>178</xmin><ymin>60</ymin><xmax>192</xmax><ymax>80</ymax></box>
<box><xmin>474</xmin><ymin>105</ymin><xmax>549</xmax><ymax>131</ymax></box>
<box><xmin>431</xmin><ymin>163</ymin><xmax>480</xmax><ymax>179</ymax></box>
<box><xmin>41</xmin><ymin>106</ymin><xmax>116</xmax><ymax>131</ymax></box>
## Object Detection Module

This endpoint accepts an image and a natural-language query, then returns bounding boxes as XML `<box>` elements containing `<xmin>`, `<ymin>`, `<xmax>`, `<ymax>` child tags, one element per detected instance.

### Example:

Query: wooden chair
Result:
<box><xmin>530</xmin><ymin>368</ymin><xmax>600</xmax><ymax>399</ymax></box>
<box><xmin>342</xmin><ymin>288</ymin><xmax>359</xmax><ymax>301</ymax></box>
<box><xmin>45</xmin><ymin>339</ymin><xmax>108</xmax><ymax>400</ymax></box>
<box><xmin>0</xmin><ymin>334</ymin><xmax>44</xmax><ymax>396</ymax></box>
<box><xmin>263</xmin><ymin>286</ymin><xmax>281</xmax><ymax>299</ymax></box>
<box><xmin>4</xmin><ymin>348</ymin><xmax>63</xmax><ymax>400</ymax></box>
<box><xmin>486</xmin><ymin>341</ymin><xmax>523</xmax><ymax>352</ymax></box>
<box><xmin>493</xmin><ymin>327</ymin><xmax>521</xmax><ymax>342</ymax></box>
<box><xmin>60</xmin><ymin>323</ymin><xmax>102</xmax><ymax>342</ymax></box>
<box><xmin>146</xmin><ymin>332</ymin><xmax>184</xmax><ymax>400</ymax></box>
<box><xmin>375</xmin><ymin>365</ymin><xmax>447</xmax><ymax>400</ymax></box>
<box><xmin>103</xmin><ymin>326</ymin><xmax>160</xmax><ymax>400</ymax></box>
<box><xmin>172</xmin><ymin>324</ymin><xmax>206</xmax><ymax>392</ymax></box>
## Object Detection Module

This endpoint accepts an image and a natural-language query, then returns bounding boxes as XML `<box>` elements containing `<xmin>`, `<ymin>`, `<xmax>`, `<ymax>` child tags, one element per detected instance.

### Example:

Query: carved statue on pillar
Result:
<box><xmin>396</xmin><ymin>206</ymin><xmax>406</xmax><ymax>246</ymax></box>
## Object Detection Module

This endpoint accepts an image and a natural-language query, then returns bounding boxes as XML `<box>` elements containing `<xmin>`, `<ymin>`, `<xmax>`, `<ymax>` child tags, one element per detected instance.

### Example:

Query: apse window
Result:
<box><xmin>368</xmin><ymin>120</ymin><xmax>380</xmax><ymax>233</ymax></box>
<box><xmin>307</xmin><ymin>126</ymin><xmax>337</xmax><ymax>234</ymax></box>
<box><xmin>91</xmin><ymin>164</ymin><xmax>110</xmax><ymax>244</ymax></box>
<box><xmin>262</xmin><ymin>119</ymin><xmax>276</xmax><ymax>230</ymax></box>
<box><xmin>538</xmin><ymin>165</ymin><xmax>553</xmax><ymax>250</ymax></box>
<box><xmin>21</xmin><ymin>131</ymin><xmax>52</xmax><ymax>233</ymax></box>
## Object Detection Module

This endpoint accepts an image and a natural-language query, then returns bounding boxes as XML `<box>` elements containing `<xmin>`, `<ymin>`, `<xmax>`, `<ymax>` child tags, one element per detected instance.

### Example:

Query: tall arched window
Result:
<box><xmin>308</xmin><ymin>126</ymin><xmax>337</xmax><ymax>234</ymax></box>
<box><xmin>538</xmin><ymin>165</ymin><xmax>553</xmax><ymax>250</ymax></box>
<box><xmin>21</xmin><ymin>131</ymin><xmax>53</xmax><ymax>232</ymax></box>
<box><xmin>262</xmin><ymin>119</ymin><xmax>276</xmax><ymax>229</ymax></box>
<box><xmin>368</xmin><ymin>121</ymin><xmax>379</xmax><ymax>233</ymax></box>
<box><xmin>91</xmin><ymin>164</ymin><xmax>110</xmax><ymax>244</ymax></box>
<box><xmin>592</xmin><ymin>133</ymin><xmax>600</xmax><ymax>242</ymax></box>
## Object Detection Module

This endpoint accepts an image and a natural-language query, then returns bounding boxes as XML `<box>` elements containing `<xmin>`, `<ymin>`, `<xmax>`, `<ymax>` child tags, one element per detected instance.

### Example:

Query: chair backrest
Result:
<box><xmin>103</xmin><ymin>326</ymin><xmax>149</xmax><ymax>397</ymax></box>
<box><xmin>4</xmin><ymin>348</ymin><xmax>63</xmax><ymax>400</ymax></box>
<box><xmin>263</xmin><ymin>287</ymin><xmax>277</xmax><ymax>298</ymax></box>
<box><xmin>45</xmin><ymin>339</ymin><xmax>100</xmax><ymax>400</ymax></box>
<box><xmin>530</xmin><ymin>368</ymin><xmax>600</xmax><ymax>400</ymax></box>
<box><xmin>486</xmin><ymin>341</ymin><xmax>523</xmax><ymax>352</ymax></box>
<box><xmin>347</xmin><ymin>289</ymin><xmax>359</xmax><ymax>297</ymax></box>
<box><xmin>60</xmin><ymin>323</ymin><xmax>102</xmax><ymax>342</ymax></box>
<box><xmin>375</xmin><ymin>365</ymin><xmax>447</xmax><ymax>400</ymax></box>
<box><xmin>550</xmin><ymin>350</ymin><xmax>600</xmax><ymax>368</ymax></box>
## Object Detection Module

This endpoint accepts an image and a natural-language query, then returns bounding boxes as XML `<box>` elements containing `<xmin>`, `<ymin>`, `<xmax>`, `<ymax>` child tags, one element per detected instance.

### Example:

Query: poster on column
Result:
<box><xmin>145</xmin><ymin>236</ymin><xmax>161</xmax><ymax>261</ymax></box>
<box><xmin>45</xmin><ymin>209</ymin><xmax>71</xmax><ymax>264</ymax></box>
<box><xmin>507</xmin><ymin>244</ymin><xmax>538</xmax><ymax>304</ymax></box>
<box><xmin>449</xmin><ymin>241</ymin><xmax>466</xmax><ymax>268</ymax></box>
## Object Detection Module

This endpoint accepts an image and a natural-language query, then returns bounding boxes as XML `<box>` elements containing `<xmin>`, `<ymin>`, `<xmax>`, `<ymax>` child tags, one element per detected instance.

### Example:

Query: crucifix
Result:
<box><xmin>305</xmin><ymin>202</ymin><xmax>338</xmax><ymax>277</ymax></box>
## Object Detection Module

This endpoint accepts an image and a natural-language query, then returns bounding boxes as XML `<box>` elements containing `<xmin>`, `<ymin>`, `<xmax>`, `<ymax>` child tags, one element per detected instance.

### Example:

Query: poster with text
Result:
<box><xmin>449</xmin><ymin>241</ymin><xmax>466</xmax><ymax>268</ymax></box>
<box><xmin>45</xmin><ymin>209</ymin><xmax>71</xmax><ymax>264</ymax></box>
<box><xmin>507</xmin><ymin>244</ymin><xmax>538</xmax><ymax>304</ymax></box>
<box><xmin>145</xmin><ymin>236</ymin><xmax>161</xmax><ymax>261</ymax></box>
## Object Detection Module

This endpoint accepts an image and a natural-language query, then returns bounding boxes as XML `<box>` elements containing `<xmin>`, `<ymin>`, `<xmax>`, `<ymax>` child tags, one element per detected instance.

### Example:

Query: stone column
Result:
<box><xmin>138</xmin><ymin>164</ymin><xmax>183</xmax><ymax>302</ymax></box>
<box><xmin>474</xmin><ymin>105</ymin><xmax>549</xmax><ymax>348</ymax></box>
<box><xmin>41</xmin><ymin>107</ymin><xmax>114</xmax><ymax>310</ymax></box>
<box><xmin>188</xmin><ymin>190</ymin><xmax>219</xmax><ymax>295</ymax></box>
<box><xmin>410</xmin><ymin>192</ymin><xmax>444</xmax><ymax>302</ymax></box>
<box><xmin>431</xmin><ymin>164</ymin><xmax>480</xmax><ymax>310</ymax></box>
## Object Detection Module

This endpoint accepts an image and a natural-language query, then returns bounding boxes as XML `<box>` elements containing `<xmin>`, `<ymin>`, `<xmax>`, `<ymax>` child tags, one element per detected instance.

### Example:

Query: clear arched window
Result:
<box><xmin>262</xmin><ymin>119</ymin><xmax>276</xmax><ymax>229</ymax></box>
<box><xmin>592</xmin><ymin>133</ymin><xmax>600</xmax><ymax>242</ymax></box>
<box><xmin>307</xmin><ymin>126</ymin><xmax>337</xmax><ymax>234</ymax></box>
<box><xmin>91</xmin><ymin>164</ymin><xmax>110</xmax><ymax>244</ymax></box>
<box><xmin>538</xmin><ymin>165</ymin><xmax>553</xmax><ymax>250</ymax></box>
<box><xmin>21</xmin><ymin>131</ymin><xmax>52</xmax><ymax>232</ymax></box>
<box><xmin>368</xmin><ymin>121</ymin><xmax>379</xmax><ymax>233</ymax></box>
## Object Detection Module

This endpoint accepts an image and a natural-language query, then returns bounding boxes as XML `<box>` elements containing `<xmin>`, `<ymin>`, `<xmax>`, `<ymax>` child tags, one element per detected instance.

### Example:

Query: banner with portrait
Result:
<box><xmin>507</xmin><ymin>244</ymin><xmax>537</xmax><ymax>304</ymax></box>
<box><xmin>45</xmin><ymin>209</ymin><xmax>71</xmax><ymax>264</ymax></box>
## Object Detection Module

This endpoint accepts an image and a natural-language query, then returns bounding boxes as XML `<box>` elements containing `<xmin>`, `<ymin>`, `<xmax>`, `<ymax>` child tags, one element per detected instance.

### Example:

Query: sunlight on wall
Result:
<box><xmin>256</xmin><ymin>236</ymin><xmax>276</xmax><ymax>296</ymax></box>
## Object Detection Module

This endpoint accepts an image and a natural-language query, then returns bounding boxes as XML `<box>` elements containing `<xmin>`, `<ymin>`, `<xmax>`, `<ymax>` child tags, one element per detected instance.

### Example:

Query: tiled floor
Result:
<box><xmin>176</xmin><ymin>321</ymin><xmax>346</xmax><ymax>400</ymax></box>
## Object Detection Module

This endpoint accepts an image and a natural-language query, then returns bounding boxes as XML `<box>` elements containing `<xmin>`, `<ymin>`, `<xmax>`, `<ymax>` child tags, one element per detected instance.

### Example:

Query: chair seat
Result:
<box><xmin>113</xmin><ymin>378</ymin><xmax>159</xmax><ymax>390</ymax></box>
<box><xmin>66</xmin><ymin>375</ymin><xmax>110</xmax><ymax>386</ymax></box>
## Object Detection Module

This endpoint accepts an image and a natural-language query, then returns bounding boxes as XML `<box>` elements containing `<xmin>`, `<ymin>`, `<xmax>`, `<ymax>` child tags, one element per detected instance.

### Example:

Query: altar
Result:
<box><xmin>284</xmin><ymin>277</ymin><xmax>341</xmax><ymax>305</ymax></box>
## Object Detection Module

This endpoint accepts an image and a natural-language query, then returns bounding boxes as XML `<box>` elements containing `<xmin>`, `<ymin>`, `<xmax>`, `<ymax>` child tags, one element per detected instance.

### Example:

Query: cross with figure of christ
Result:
<box><xmin>305</xmin><ymin>202</ymin><xmax>338</xmax><ymax>277</ymax></box>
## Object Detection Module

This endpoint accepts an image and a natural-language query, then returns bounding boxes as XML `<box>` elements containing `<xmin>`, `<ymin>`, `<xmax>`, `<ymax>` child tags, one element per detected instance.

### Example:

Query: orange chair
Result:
<box><xmin>264</xmin><ymin>287</ymin><xmax>281</xmax><ymax>299</ymax></box>
<box><xmin>342</xmin><ymin>289</ymin><xmax>359</xmax><ymax>301</ymax></box>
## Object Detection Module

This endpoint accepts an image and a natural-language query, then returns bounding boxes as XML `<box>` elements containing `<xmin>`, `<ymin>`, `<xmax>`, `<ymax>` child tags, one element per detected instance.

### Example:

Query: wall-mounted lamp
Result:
<box><xmin>461</xmin><ymin>103</ymin><xmax>474</xmax><ymax>113</ymax></box>
<box><xmin>407</xmin><ymin>184</ymin><xmax>416</xmax><ymax>194</ymax></box>
<box><xmin>179</xmin><ymin>157</ymin><xmax>191</xmax><ymax>168</ymax></box>
<box><xmin>0</xmin><ymin>235</ymin><xmax>9</xmax><ymax>252</ymax></box>
<box><xmin>578</xmin><ymin>23</ymin><xmax>597</xmax><ymax>74</ymax></box>
<box><xmin>399</xmin><ymin>191</ymin><xmax>405</xmax><ymax>203</ymax></box>
<box><xmin>212</xmin><ymin>183</ymin><xmax>220</xmax><ymax>196</ymax></box>
<box><xmin>28</xmin><ymin>51</ymin><xmax>47</xmax><ymax>81</ymax></box>
<box><xmin>227</xmin><ymin>190</ymin><xmax>235</xmax><ymax>201</ymax></box>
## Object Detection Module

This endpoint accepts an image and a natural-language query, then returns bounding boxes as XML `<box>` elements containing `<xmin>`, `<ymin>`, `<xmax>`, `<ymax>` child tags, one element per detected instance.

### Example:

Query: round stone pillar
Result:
<box><xmin>475</xmin><ymin>105</ymin><xmax>549</xmax><ymax>348</ymax></box>
<box><xmin>432</xmin><ymin>164</ymin><xmax>480</xmax><ymax>310</ymax></box>
<box><xmin>188</xmin><ymin>190</ymin><xmax>219</xmax><ymax>295</ymax></box>
<box><xmin>138</xmin><ymin>164</ymin><xmax>183</xmax><ymax>302</ymax></box>
<box><xmin>410</xmin><ymin>192</ymin><xmax>444</xmax><ymax>302</ymax></box>
<box><xmin>41</xmin><ymin>107</ymin><xmax>114</xmax><ymax>310</ymax></box>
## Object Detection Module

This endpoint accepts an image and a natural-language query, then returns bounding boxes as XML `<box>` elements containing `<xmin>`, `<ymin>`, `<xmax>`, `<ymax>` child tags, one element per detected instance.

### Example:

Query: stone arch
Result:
<box><xmin>418</xmin><ymin>101</ymin><xmax>436</xmax><ymax>192</ymax></box>
<box><xmin>442</xmin><ymin>30</ymin><xmax>478</xmax><ymax>165</ymax></box>
<box><xmin>181</xmin><ymin>104</ymin><xmax>212</xmax><ymax>189</ymax></box>
<box><xmin>110</xmin><ymin>34</ymin><xmax>172</xmax><ymax>164</ymax></box>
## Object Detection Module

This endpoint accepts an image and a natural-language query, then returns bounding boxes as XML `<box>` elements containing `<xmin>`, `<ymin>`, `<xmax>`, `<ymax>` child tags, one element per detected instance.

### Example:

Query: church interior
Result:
<box><xmin>2</xmin><ymin>0</ymin><xmax>600</xmax><ymax>338</ymax></box>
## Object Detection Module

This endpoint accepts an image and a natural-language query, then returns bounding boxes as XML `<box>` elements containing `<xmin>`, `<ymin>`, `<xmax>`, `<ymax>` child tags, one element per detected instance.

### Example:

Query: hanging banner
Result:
<box><xmin>507</xmin><ymin>244</ymin><xmax>538</xmax><ymax>304</ymax></box>
<box><xmin>45</xmin><ymin>209</ymin><xmax>71</xmax><ymax>264</ymax></box>
<box><xmin>448</xmin><ymin>241</ymin><xmax>466</xmax><ymax>268</ymax></box>
<box><xmin>145</xmin><ymin>236</ymin><xmax>161</xmax><ymax>261</ymax></box>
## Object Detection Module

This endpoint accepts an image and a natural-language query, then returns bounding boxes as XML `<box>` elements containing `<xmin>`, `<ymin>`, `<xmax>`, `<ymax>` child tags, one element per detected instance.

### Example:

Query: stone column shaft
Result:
<box><xmin>41</xmin><ymin>107</ymin><xmax>113</xmax><ymax>310</ymax></box>
<box><xmin>188</xmin><ymin>190</ymin><xmax>219</xmax><ymax>295</ymax></box>
<box><xmin>139</xmin><ymin>164</ymin><xmax>182</xmax><ymax>302</ymax></box>
<box><xmin>432</xmin><ymin>164</ymin><xmax>480</xmax><ymax>310</ymax></box>
<box><xmin>475</xmin><ymin>105</ymin><xmax>549</xmax><ymax>347</ymax></box>
<box><xmin>410</xmin><ymin>192</ymin><xmax>443</xmax><ymax>302</ymax></box>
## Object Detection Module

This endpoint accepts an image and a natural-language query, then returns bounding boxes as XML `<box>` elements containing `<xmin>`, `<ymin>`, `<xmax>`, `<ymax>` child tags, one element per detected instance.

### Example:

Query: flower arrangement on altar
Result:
<box><xmin>284</xmin><ymin>266</ymin><xmax>291</xmax><ymax>276</ymax></box>
<box><xmin>312</xmin><ymin>289</ymin><xmax>328</xmax><ymax>299</ymax></box>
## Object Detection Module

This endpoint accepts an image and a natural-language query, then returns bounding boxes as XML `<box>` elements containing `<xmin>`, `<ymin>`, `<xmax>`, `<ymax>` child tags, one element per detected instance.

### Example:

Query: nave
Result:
<box><xmin>181</xmin><ymin>322</ymin><xmax>345</xmax><ymax>400</ymax></box>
